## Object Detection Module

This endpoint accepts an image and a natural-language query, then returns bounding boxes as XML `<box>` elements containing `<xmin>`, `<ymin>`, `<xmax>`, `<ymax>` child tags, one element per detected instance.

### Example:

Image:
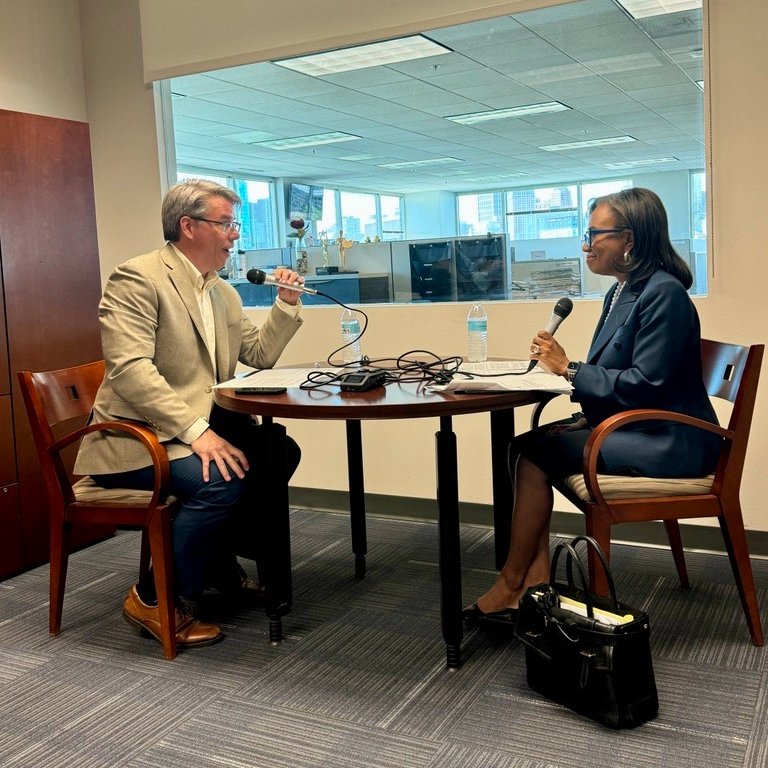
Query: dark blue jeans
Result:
<box><xmin>94</xmin><ymin>453</ymin><xmax>246</xmax><ymax>599</ymax></box>
<box><xmin>93</xmin><ymin>407</ymin><xmax>300</xmax><ymax>600</ymax></box>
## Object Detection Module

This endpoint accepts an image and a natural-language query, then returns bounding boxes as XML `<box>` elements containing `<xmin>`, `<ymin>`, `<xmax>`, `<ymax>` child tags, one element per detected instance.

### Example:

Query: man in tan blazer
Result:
<box><xmin>75</xmin><ymin>179</ymin><xmax>304</xmax><ymax>648</ymax></box>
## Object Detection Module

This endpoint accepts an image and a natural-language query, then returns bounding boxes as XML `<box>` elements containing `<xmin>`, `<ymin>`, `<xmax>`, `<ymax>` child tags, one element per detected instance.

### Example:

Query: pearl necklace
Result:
<box><xmin>608</xmin><ymin>280</ymin><xmax>625</xmax><ymax>315</ymax></box>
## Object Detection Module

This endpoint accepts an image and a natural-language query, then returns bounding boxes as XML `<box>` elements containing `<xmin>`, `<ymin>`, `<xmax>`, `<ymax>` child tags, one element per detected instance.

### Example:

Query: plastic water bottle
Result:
<box><xmin>340</xmin><ymin>308</ymin><xmax>362</xmax><ymax>364</ymax></box>
<box><xmin>466</xmin><ymin>303</ymin><xmax>488</xmax><ymax>362</ymax></box>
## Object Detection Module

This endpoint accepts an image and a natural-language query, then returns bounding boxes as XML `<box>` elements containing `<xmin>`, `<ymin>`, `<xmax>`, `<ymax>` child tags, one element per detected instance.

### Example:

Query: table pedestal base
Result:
<box><xmin>261</xmin><ymin>417</ymin><xmax>293</xmax><ymax>643</ymax></box>
<box><xmin>436</xmin><ymin>415</ymin><xmax>463</xmax><ymax>668</ymax></box>
<box><xmin>346</xmin><ymin>420</ymin><xmax>368</xmax><ymax>578</ymax></box>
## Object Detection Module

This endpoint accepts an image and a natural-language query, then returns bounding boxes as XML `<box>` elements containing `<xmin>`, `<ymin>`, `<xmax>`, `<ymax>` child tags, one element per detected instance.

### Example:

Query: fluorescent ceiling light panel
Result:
<box><xmin>616</xmin><ymin>0</ymin><xmax>702</xmax><ymax>19</ymax></box>
<box><xmin>274</xmin><ymin>35</ymin><xmax>452</xmax><ymax>77</ymax></box>
<box><xmin>446</xmin><ymin>102</ymin><xmax>570</xmax><ymax>124</ymax></box>
<box><xmin>470</xmin><ymin>173</ymin><xmax>531</xmax><ymax>181</ymax></box>
<box><xmin>603</xmin><ymin>157</ymin><xmax>677</xmax><ymax>169</ymax></box>
<box><xmin>254</xmin><ymin>132</ymin><xmax>360</xmax><ymax>150</ymax></box>
<box><xmin>540</xmin><ymin>136</ymin><xmax>637</xmax><ymax>151</ymax></box>
<box><xmin>379</xmin><ymin>158</ymin><xmax>462</xmax><ymax>169</ymax></box>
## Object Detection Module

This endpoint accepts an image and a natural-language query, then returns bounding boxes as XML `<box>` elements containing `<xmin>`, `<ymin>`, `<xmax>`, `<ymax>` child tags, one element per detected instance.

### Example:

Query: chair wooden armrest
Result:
<box><xmin>581</xmin><ymin>409</ymin><xmax>731</xmax><ymax>506</ymax></box>
<box><xmin>51</xmin><ymin>419</ymin><xmax>171</xmax><ymax>505</ymax></box>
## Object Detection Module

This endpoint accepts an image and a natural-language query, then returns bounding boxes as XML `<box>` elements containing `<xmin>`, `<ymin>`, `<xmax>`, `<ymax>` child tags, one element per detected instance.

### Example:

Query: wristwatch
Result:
<box><xmin>565</xmin><ymin>361</ymin><xmax>581</xmax><ymax>383</ymax></box>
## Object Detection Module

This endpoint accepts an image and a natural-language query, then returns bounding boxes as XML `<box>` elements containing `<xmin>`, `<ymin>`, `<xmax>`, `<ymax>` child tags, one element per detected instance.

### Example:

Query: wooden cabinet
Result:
<box><xmin>0</xmin><ymin>393</ymin><xmax>23</xmax><ymax>576</ymax></box>
<box><xmin>0</xmin><ymin>109</ymin><xmax>105</xmax><ymax>579</ymax></box>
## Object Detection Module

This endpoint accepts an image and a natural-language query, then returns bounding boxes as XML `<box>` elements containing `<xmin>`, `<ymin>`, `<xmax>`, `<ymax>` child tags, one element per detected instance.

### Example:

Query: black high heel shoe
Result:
<box><xmin>463</xmin><ymin>603</ymin><xmax>519</xmax><ymax>628</ymax></box>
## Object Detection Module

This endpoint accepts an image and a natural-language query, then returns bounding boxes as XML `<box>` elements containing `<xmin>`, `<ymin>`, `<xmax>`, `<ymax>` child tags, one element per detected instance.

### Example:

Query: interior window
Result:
<box><xmin>163</xmin><ymin>0</ymin><xmax>706</xmax><ymax>306</ymax></box>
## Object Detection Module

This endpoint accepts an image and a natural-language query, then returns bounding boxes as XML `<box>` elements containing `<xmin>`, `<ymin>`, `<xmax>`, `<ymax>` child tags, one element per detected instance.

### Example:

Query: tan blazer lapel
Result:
<box><xmin>162</xmin><ymin>245</ymin><xmax>214</xmax><ymax>366</ymax></box>
<box><xmin>211</xmin><ymin>290</ymin><xmax>231</xmax><ymax>380</ymax></box>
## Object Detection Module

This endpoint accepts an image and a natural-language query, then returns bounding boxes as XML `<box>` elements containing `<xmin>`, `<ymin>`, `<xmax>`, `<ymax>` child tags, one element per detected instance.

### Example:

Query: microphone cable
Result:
<box><xmin>299</xmin><ymin>348</ymin><xmax>465</xmax><ymax>391</ymax></box>
<box><xmin>288</xmin><ymin>290</ymin><xmax>574</xmax><ymax>389</ymax></box>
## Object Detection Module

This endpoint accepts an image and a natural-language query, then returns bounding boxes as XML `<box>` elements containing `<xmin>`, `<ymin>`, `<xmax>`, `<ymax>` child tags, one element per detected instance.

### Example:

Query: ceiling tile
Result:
<box><xmin>169</xmin><ymin>0</ymin><xmax>704</xmax><ymax>192</ymax></box>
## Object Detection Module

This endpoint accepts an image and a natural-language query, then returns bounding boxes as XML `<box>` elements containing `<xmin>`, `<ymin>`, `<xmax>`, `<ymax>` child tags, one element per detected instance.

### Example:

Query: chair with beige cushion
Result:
<box><xmin>529</xmin><ymin>339</ymin><xmax>764</xmax><ymax>646</ymax></box>
<box><xmin>17</xmin><ymin>361</ymin><xmax>180</xmax><ymax>659</ymax></box>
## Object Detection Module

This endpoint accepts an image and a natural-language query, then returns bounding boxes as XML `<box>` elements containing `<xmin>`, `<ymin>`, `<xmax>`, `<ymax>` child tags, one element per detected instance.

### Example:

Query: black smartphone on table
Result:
<box><xmin>237</xmin><ymin>386</ymin><xmax>287</xmax><ymax>395</ymax></box>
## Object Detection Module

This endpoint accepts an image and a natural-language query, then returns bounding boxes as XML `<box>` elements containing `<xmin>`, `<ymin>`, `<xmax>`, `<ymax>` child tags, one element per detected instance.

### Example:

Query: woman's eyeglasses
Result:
<box><xmin>582</xmin><ymin>228</ymin><xmax>627</xmax><ymax>246</ymax></box>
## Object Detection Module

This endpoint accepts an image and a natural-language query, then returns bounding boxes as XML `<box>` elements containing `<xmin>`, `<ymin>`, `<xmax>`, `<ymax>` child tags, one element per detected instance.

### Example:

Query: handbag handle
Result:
<box><xmin>550</xmin><ymin>542</ymin><xmax>595</xmax><ymax>617</ymax></box>
<box><xmin>568</xmin><ymin>535</ymin><xmax>619</xmax><ymax>611</ymax></box>
<box><xmin>550</xmin><ymin>536</ymin><xmax>619</xmax><ymax>616</ymax></box>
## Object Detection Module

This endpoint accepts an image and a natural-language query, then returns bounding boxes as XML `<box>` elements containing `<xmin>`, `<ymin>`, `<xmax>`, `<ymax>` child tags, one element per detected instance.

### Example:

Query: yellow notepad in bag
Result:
<box><xmin>532</xmin><ymin>591</ymin><xmax>634</xmax><ymax>625</ymax></box>
<box><xmin>557</xmin><ymin>595</ymin><xmax>634</xmax><ymax>625</ymax></box>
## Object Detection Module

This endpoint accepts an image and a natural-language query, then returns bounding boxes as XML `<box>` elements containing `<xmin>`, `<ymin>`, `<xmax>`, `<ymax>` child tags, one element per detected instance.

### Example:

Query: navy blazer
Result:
<box><xmin>570</xmin><ymin>269</ymin><xmax>720</xmax><ymax>477</ymax></box>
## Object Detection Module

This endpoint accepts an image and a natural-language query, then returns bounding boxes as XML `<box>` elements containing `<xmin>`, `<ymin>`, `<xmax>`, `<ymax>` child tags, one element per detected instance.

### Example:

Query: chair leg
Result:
<box><xmin>147</xmin><ymin>507</ymin><xmax>177</xmax><ymax>660</ymax></box>
<box><xmin>663</xmin><ymin>520</ymin><xmax>690</xmax><ymax>588</ymax></box>
<box><xmin>49</xmin><ymin>511</ymin><xmax>71</xmax><ymax>636</ymax></box>
<box><xmin>718</xmin><ymin>500</ymin><xmax>764</xmax><ymax>646</ymax></box>
<box><xmin>584</xmin><ymin>513</ymin><xmax>612</xmax><ymax>596</ymax></box>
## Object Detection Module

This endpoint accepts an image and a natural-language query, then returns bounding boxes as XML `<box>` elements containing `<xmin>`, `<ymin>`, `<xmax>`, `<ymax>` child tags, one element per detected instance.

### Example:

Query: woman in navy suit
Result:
<box><xmin>465</xmin><ymin>187</ymin><xmax>721</xmax><ymax>626</ymax></box>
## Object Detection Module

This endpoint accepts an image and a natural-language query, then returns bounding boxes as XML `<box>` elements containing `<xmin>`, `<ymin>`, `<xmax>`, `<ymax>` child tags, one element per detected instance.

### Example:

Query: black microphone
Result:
<box><xmin>527</xmin><ymin>297</ymin><xmax>574</xmax><ymax>371</ymax></box>
<box><xmin>545</xmin><ymin>297</ymin><xmax>574</xmax><ymax>334</ymax></box>
<box><xmin>246</xmin><ymin>268</ymin><xmax>318</xmax><ymax>296</ymax></box>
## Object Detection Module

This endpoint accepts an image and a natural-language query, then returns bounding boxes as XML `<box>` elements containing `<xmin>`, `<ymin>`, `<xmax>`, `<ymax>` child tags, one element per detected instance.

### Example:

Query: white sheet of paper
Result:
<box><xmin>458</xmin><ymin>360</ymin><xmax>530</xmax><ymax>374</ymax></box>
<box><xmin>215</xmin><ymin>368</ymin><xmax>335</xmax><ymax>389</ymax></box>
<box><xmin>432</xmin><ymin>362</ymin><xmax>572</xmax><ymax>394</ymax></box>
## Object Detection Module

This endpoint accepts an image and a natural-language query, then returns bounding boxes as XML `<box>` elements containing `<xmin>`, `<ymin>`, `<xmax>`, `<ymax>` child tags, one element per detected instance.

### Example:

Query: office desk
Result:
<box><xmin>214</xmin><ymin>379</ymin><xmax>545</xmax><ymax>668</ymax></box>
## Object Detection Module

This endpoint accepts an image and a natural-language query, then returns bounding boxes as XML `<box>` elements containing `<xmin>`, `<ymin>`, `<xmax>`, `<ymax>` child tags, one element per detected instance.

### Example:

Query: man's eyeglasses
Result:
<box><xmin>582</xmin><ymin>228</ymin><xmax>627</xmax><ymax>246</ymax></box>
<box><xmin>190</xmin><ymin>216</ymin><xmax>241</xmax><ymax>233</ymax></box>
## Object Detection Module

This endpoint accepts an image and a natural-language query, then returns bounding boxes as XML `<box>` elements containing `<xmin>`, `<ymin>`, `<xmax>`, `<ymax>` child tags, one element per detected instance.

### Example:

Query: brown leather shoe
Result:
<box><xmin>122</xmin><ymin>586</ymin><xmax>223</xmax><ymax>648</ymax></box>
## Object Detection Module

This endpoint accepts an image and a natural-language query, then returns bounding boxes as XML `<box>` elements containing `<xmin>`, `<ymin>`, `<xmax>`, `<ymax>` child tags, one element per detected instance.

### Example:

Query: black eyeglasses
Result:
<box><xmin>582</xmin><ymin>228</ymin><xmax>627</xmax><ymax>246</ymax></box>
<box><xmin>189</xmin><ymin>216</ymin><xmax>241</xmax><ymax>233</ymax></box>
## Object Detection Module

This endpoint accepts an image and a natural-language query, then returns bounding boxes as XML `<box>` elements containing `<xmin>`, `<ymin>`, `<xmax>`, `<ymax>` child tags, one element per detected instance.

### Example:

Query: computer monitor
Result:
<box><xmin>288</xmin><ymin>183</ymin><xmax>324</xmax><ymax>221</ymax></box>
<box><xmin>309</xmin><ymin>185</ymin><xmax>324</xmax><ymax>220</ymax></box>
<box><xmin>288</xmin><ymin>183</ymin><xmax>310</xmax><ymax>220</ymax></box>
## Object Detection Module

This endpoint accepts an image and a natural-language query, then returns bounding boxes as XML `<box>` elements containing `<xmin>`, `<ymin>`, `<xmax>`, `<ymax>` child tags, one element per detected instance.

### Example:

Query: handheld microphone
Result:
<box><xmin>246</xmin><ymin>268</ymin><xmax>318</xmax><ymax>296</ymax></box>
<box><xmin>527</xmin><ymin>297</ymin><xmax>574</xmax><ymax>371</ymax></box>
<box><xmin>545</xmin><ymin>297</ymin><xmax>574</xmax><ymax>335</ymax></box>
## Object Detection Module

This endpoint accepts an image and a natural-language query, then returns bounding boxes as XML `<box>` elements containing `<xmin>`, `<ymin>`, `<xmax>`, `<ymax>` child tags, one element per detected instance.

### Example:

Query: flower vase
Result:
<box><xmin>295</xmin><ymin>237</ymin><xmax>308</xmax><ymax>276</ymax></box>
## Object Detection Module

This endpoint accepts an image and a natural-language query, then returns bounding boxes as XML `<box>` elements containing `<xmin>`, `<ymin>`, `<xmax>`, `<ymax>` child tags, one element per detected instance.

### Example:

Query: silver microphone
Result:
<box><xmin>246</xmin><ymin>268</ymin><xmax>318</xmax><ymax>295</ymax></box>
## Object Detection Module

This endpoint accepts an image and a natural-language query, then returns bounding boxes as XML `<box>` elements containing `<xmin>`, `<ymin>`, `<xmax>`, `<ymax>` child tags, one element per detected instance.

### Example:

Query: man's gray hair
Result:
<box><xmin>162</xmin><ymin>179</ymin><xmax>241</xmax><ymax>241</ymax></box>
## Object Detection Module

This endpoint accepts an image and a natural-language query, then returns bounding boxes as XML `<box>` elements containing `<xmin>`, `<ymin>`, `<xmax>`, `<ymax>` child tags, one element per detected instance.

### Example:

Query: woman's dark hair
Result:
<box><xmin>588</xmin><ymin>187</ymin><xmax>692</xmax><ymax>289</ymax></box>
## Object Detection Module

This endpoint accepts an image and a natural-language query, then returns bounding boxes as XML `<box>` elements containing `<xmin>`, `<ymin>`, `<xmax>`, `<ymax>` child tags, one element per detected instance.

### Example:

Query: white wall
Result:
<box><xmin>137</xmin><ymin>0</ymin><xmax>577</xmax><ymax>82</ymax></box>
<box><xmin>7</xmin><ymin>0</ymin><xmax>765</xmax><ymax>531</ymax></box>
<box><xmin>0</xmin><ymin>0</ymin><xmax>87</xmax><ymax>120</ymax></box>
<box><xmin>79</xmin><ymin>0</ymin><xmax>165</xmax><ymax>278</ymax></box>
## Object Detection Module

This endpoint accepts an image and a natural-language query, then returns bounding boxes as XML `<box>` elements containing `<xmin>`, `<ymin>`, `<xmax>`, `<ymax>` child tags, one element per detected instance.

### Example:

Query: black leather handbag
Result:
<box><xmin>515</xmin><ymin>535</ymin><xmax>658</xmax><ymax>728</ymax></box>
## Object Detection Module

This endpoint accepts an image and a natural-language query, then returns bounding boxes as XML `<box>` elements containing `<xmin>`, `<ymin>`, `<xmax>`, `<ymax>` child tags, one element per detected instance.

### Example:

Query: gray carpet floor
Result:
<box><xmin>1</xmin><ymin>508</ymin><xmax>767</xmax><ymax>768</ymax></box>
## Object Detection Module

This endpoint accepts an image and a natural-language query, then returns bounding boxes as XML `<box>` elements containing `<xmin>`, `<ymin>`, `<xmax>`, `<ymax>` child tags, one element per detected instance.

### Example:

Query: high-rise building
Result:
<box><xmin>476</xmin><ymin>192</ymin><xmax>503</xmax><ymax>233</ymax></box>
<box><xmin>342</xmin><ymin>216</ymin><xmax>363</xmax><ymax>241</ymax></box>
<box><xmin>509</xmin><ymin>189</ymin><xmax>538</xmax><ymax>239</ymax></box>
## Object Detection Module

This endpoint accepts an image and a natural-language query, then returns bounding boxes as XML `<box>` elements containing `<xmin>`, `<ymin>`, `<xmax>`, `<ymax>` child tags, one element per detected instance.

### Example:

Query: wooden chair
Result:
<box><xmin>17</xmin><ymin>361</ymin><xmax>180</xmax><ymax>659</ymax></box>
<box><xmin>530</xmin><ymin>339</ymin><xmax>765</xmax><ymax>646</ymax></box>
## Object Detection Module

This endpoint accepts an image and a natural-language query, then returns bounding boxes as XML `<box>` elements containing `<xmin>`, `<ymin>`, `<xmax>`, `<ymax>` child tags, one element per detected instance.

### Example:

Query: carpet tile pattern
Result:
<box><xmin>0</xmin><ymin>508</ymin><xmax>766</xmax><ymax>767</ymax></box>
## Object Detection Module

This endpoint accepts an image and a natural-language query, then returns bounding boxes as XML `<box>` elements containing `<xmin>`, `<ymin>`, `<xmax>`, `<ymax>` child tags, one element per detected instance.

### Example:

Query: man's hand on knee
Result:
<box><xmin>191</xmin><ymin>429</ymin><xmax>250</xmax><ymax>482</ymax></box>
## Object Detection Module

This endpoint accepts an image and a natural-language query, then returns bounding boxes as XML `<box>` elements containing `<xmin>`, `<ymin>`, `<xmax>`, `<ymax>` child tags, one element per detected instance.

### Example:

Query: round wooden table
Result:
<box><xmin>215</xmin><ymin>377</ymin><xmax>548</xmax><ymax>668</ymax></box>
